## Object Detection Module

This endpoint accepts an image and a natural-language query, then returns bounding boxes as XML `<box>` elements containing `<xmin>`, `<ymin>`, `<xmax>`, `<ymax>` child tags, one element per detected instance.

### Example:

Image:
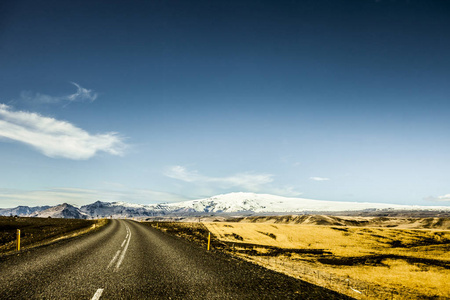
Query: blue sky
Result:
<box><xmin>1</xmin><ymin>0</ymin><xmax>449</xmax><ymax>207</ymax></box>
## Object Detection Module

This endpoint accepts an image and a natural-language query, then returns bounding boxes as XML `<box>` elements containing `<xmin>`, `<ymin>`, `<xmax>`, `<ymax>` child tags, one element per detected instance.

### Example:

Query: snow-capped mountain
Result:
<box><xmin>80</xmin><ymin>201</ymin><xmax>169</xmax><ymax>218</ymax></box>
<box><xmin>0</xmin><ymin>205</ymin><xmax>50</xmax><ymax>216</ymax></box>
<box><xmin>161</xmin><ymin>192</ymin><xmax>448</xmax><ymax>213</ymax></box>
<box><xmin>84</xmin><ymin>192</ymin><xmax>450</xmax><ymax>217</ymax></box>
<box><xmin>30</xmin><ymin>203</ymin><xmax>88</xmax><ymax>219</ymax></box>
<box><xmin>1</xmin><ymin>192</ymin><xmax>449</xmax><ymax>219</ymax></box>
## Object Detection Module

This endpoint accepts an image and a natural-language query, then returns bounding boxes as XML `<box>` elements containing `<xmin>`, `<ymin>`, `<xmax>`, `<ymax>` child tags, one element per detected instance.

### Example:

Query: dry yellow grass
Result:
<box><xmin>205</xmin><ymin>221</ymin><xmax>450</xmax><ymax>299</ymax></box>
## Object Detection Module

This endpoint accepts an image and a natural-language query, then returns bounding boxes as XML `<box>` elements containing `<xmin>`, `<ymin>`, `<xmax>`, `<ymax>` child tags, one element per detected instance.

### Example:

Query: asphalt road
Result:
<box><xmin>0</xmin><ymin>219</ymin><xmax>352</xmax><ymax>299</ymax></box>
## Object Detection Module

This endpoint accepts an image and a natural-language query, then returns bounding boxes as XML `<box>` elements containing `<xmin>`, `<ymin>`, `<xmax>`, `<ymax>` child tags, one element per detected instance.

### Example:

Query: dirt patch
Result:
<box><xmin>331</xmin><ymin>227</ymin><xmax>349</xmax><ymax>232</ymax></box>
<box><xmin>257</xmin><ymin>230</ymin><xmax>277</xmax><ymax>239</ymax></box>
<box><xmin>225</xmin><ymin>233</ymin><xmax>244</xmax><ymax>241</ymax></box>
<box><xmin>388</xmin><ymin>235</ymin><xmax>450</xmax><ymax>248</ymax></box>
<box><xmin>319</xmin><ymin>254</ymin><xmax>450</xmax><ymax>269</ymax></box>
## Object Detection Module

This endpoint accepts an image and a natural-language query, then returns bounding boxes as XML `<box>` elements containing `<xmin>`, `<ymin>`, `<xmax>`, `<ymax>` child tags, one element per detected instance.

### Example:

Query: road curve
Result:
<box><xmin>0</xmin><ymin>219</ymin><xmax>352</xmax><ymax>299</ymax></box>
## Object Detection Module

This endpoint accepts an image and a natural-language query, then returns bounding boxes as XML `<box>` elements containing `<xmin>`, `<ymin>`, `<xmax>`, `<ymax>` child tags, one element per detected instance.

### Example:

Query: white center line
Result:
<box><xmin>106</xmin><ymin>249</ymin><xmax>121</xmax><ymax>270</ymax></box>
<box><xmin>115</xmin><ymin>225</ymin><xmax>131</xmax><ymax>271</ymax></box>
<box><xmin>95</xmin><ymin>224</ymin><xmax>131</xmax><ymax>299</ymax></box>
<box><xmin>107</xmin><ymin>224</ymin><xmax>131</xmax><ymax>270</ymax></box>
<box><xmin>91</xmin><ymin>288</ymin><xmax>104</xmax><ymax>300</ymax></box>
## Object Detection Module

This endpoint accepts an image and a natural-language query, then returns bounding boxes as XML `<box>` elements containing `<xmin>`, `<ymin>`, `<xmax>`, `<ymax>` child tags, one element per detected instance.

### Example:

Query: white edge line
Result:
<box><xmin>91</xmin><ymin>288</ymin><xmax>104</xmax><ymax>300</ymax></box>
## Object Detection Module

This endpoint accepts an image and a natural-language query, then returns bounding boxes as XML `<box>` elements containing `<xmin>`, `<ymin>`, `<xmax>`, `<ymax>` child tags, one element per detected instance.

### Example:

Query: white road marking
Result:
<box><xmin>115</xmin><ymin>225</ymin><xmax>131</xmax><ymax>271</ymax></box>
<box><xmin>91</xmin><ymin>288</ymin><xmax>104</xmax><ymax>300</ymax></box>
<box><xmin>107</xmin><ymin>250</ymin><xmax>121</xmax><ymax>270</ymax></box>
<box><xmin>106</xmin><ymin>223</ymin><xmax>131</xmax><ymax>272</ymax></box>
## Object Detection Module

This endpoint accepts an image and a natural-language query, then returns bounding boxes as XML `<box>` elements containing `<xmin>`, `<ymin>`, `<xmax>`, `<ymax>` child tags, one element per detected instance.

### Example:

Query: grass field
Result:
<box><xmin>0</xmin><ymin>216</ymin><xmax>108</xmax><ymax>255</ymax></box>
<box><xmin>203</xmin><ymin>221</ymin><xmax>449</xmax><ymax>299</ymax></box>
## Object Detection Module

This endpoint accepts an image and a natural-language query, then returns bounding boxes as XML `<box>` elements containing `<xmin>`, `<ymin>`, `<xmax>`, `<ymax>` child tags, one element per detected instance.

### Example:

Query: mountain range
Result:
<box><xmin>1</xmin><ymin>192</ymin><xmax>449</xmax><ymax>219</ymax></box>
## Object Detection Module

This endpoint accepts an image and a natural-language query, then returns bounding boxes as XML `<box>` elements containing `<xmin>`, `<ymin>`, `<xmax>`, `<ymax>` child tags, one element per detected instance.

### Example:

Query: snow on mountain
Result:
<box><xmin>0</xmin><ymin>205</ymin><xmax>51</xmax><ymax>216</ymax></box>
<box><xmin>1</xmin><ymin>192</ymin><xmax>449</xmax><ymax>219</ymax></box>
<box><xmin>161</xmin><ymin>192</ymin><xmax>447</xmax><ymax>213</ymax></box>
<box><xmin>80</xmin><ymin>201</ymin><xmax>167</xmax><ymax>218</ymax></box>
<box><xmin>30</xmin><ymin>203</ymin><xmax>88</xmax><ymax>219</ymax></box>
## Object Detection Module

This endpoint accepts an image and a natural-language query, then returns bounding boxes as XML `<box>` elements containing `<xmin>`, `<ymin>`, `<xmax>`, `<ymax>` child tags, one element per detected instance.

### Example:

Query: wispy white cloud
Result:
<box><xmin>19</xmin><ymin>82</ymin><xmax>97</xmax><ymax>105</ymax></box>
<box><xmin>270</xmin><ymin>186</ymin><xmax>303</xmax><ymax>197</ymax></box>
<box><xmin>164</xmin><ymin>166</ymin><xmax>274</xmax><ymax>191</ymax></box>
<box><xmin>165</xmin><ymin>165</ymin><xmax>200</xmax><ymax>182</ymax></box>
<box><xmin>310</xmin><ymin>177</ymin><xmax>330</xmax><ymax>181</ymax></box>
<box><xmin>0</xmin><ymin>187</ymin><xmax>188</xmax><ymax>208</ymax></box>
<box><xmin>425</xmin><ymin>194</ymin><xmax>450</xmax><ymax>202</ymax></box>
<box><xmin>66</xmin><ymin>82</ymin><xmax>98</xmax><ymax>102</ymax></box>
<box><xmin>19</xmin><ymin>91</ymin><xmax>59</xmax><ymax>104</ymax></box>
<box><xmin>0</xmin><ymin>104</ymin><xmax>125</xmax><ymax>159</ymax></box>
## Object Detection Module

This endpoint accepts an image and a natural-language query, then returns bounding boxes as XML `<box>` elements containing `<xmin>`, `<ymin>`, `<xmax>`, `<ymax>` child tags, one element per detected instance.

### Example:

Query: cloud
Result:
<box><xmin>270</xmin><ymin>186</ymin><xmax>303</xmax><ymax>197</ymax></box>
<box><xmin>19</xmin><ymin>82</ymin><xmax>97</xmax><ymax>105</ymax></box>
<box><xmin>19</xmin><ymin>91</ymin><xmax>60</xmax><ymax>104</ymax></box>
<box><xmin>66</xmin><ymin>82</ymin><xmax>98</xmax><ymax>102</ymax></box>
<box><xmin>0</xmin><ymin>104</ymin><xmax>125</xmax><ymax>159</ymax></box>
<box><xmin>164</xmin><ymin>166</ymin><xmax>274</xmax><ymax>191</ymax></box>
<box><xmin>0</xmin><ymin>187</ymin><xmax>188</xmax><ymax>208</ymax></box>
<box><xmin>310</xmin><ymin>177</ymin><xmax>330</xmax><ymax>181</ymax></box>
<box><xmin>165</xmin><ymin>165</ymin><xmax>200</xmax><ymax>182</ymax></box>
<box><xmin>425</xmin><ymin>194</ymin><xmax>450</xmax><ymax>202</ymax></box>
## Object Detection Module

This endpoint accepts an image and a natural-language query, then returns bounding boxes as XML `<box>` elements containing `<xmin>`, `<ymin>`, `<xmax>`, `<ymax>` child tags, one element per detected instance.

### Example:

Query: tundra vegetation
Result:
<box><xmin>0</xmin><ymin>216</ymin><xmax>108</xmax><ymax>255</ymax></box>
<box><xmin>146</xmin><ymin>216</ymin><xmax>450</xmax><ymax>300</ymax></box>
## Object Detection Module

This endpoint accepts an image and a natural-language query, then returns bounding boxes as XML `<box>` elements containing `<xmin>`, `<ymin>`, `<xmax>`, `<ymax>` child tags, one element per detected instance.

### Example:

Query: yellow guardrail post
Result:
<box><xmin>17</xmin><ymin>229</ymin><xmax>21</xmax><ymax>251</ymax></box>
<box><xmin>207</xmin><ymin>232</ymin><xmax>211</xmax><ymax>251</ymax></box>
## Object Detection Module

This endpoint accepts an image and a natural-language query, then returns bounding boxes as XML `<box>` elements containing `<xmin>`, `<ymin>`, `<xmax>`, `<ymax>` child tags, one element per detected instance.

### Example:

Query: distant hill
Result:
<box><xmin>229</xmin><ymin>215</ymin><xmax>450</xmax><ymax>230</ymax></box>
<box><xmin>79</xmin><ymin>201</ymin><xmax>167</xmax><ymax>218</ymax></box>
<box><xmin>29</xmin><ymin>203</ymin><xmax>88</xmax><ymax>219</ymax></box>
<box><xmin>0</xmin><ymin>205</ymin><xmax>50</xmax><ymax>217</ymax></box>
<box><xmin>1</xmin><ymin>192</ymin><xmax>449</xmax><ymax>219</ymax></box>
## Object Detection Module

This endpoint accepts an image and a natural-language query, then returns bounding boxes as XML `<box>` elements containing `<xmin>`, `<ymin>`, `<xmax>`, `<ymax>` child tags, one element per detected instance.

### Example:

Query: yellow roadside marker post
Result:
<box><xmin>17</xmin><ymin>229</ymin><xmax>21</xmax><ymax>251</ymax></box>
<box><xmin>207</xmin><ymin>232</ymin><xmax>211</xmax><ymax>251</ymax></box>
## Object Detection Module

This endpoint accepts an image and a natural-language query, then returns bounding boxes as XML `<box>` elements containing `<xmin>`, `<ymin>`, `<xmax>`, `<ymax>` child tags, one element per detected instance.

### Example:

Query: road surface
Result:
<box><xmin>0</xmin><ymin>219</ymin><xmax>352</xmax><ymax>299</ymax></box>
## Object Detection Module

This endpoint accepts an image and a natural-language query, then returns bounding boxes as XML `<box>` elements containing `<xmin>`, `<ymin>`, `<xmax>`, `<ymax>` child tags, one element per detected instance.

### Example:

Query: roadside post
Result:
<box><xmin>17</xmin><ymin>229</ymin><xmax>21</xmax><ymax>251</ymax></box>
<box><xmin>207</xmin><ymin>232</ymin><xmax>211</xmax><ymax>251</ymax></box>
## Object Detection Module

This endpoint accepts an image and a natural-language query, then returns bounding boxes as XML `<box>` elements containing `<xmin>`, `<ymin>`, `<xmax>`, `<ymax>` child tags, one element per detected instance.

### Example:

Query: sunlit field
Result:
<box><xmin>204</xmin><ymin>220</ymin><xmax>450</xmax><ymax>299</ymax></box>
